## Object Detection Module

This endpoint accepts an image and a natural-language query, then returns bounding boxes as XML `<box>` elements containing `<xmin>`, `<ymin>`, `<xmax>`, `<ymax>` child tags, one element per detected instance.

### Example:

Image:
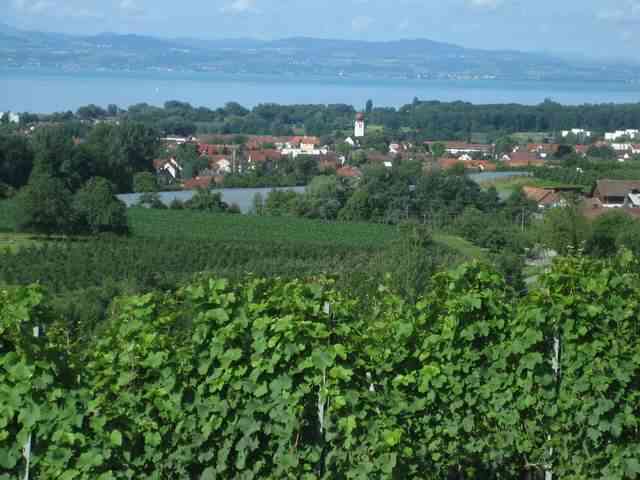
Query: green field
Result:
<box><xmin>128</xmin><ymin>207</ymin><xmax>399</xmax><ymax>249</ymax></box>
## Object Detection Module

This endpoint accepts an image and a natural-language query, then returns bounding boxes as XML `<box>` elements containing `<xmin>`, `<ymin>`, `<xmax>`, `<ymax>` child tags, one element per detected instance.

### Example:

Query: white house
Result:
<box><xmin>611</xmin><ymin>143</ymin><xmax>633</xmax><ymax>152</ymax></box>
<box><xmin>625</xmin><ymin>192</ymin><xmax>640</xmax><ymax>208</ymax></box>
<box><xmin>214</xmin><ymin>158</ymin><xmax>232</xmax><ymax>174</ymax></box>
<box><xmin>605</xmin><ymin>129</ymin><xmax>639</xmax><ymax>141</ymax></box>
<box><xmin>280</xmin><ymin>137</ymin><xmax>328</xmax><ymax>158</ymax></box>
<box><xmin>155</xmin><ymin>157</ymin><xmax>182</xmax><ymax>179</ymax></box>
<box><xmin>561</xmin><ymin>128</ymin><xmax>592</xmax><ymax>138</ymax></box>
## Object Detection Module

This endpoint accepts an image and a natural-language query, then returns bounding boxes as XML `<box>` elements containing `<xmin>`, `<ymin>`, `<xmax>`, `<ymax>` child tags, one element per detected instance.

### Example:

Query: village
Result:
<box><xmin>152</xmin><ymin>112</ymin><xmax>640</xmax><ymax>221</ymax></box>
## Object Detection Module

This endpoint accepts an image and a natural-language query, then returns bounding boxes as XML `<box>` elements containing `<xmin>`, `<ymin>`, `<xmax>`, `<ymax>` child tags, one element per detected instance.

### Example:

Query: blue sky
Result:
<box><xmin>3</xmin><ymin>0</ymin><xmax>640</xmax><ymax>60</ymax></box>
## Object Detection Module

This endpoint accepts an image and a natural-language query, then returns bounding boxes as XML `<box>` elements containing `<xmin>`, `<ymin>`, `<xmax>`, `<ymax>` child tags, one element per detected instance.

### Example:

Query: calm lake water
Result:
<box><xmin>2</xmin><ymin>69</ymin><xmax>640</xmax><ymax>113</ymax></box>
<box><xmin>117</xmin><ymin>186</ymin><xmax>306</xmax><ymax>213</ymax></box>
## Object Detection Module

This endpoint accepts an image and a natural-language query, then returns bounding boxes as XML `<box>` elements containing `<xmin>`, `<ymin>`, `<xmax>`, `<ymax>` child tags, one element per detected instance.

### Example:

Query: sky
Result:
<box><xmin>3</xmin><ymin>0</ymin><xmax>640</xmax><ymax>60</ymax></box>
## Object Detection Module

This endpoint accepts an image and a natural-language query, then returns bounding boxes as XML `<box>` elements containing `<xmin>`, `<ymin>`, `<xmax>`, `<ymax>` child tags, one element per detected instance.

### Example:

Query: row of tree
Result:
<box><xmin>17</xmin><ymin>98</ymin><xmax>640</xmax><ymax>140</ymax></box>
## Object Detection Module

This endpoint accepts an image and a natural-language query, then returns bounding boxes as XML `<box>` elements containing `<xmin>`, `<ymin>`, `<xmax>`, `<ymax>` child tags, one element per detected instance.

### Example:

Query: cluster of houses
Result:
<box><xmin>153</xmin><ymin>112</ymin><xmax>640</xmax><ymax>189</ymax></box>
<box><xmin>155</xmin><ymin>134</ymin><xmax>341</xmax><ymax>189</ymax></box>
<box><xmin>519</xmin><ymin>179</ymin><xmax>640</xmax><ymax>221</ymax></box>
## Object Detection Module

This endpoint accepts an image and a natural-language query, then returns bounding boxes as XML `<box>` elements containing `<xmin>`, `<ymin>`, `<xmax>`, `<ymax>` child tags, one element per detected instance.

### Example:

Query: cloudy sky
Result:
<box><xmin>3</xmin><ymin>0</ymin><xmax>640</xmax><ymax>59</ymax></box>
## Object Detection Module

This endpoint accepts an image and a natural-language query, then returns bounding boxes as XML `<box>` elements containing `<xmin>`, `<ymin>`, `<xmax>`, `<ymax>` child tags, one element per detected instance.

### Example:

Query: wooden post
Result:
<box><xmin>23</xmin><ymin>326</ymin><xmax>39</xmax><ymax>480</ymax></box>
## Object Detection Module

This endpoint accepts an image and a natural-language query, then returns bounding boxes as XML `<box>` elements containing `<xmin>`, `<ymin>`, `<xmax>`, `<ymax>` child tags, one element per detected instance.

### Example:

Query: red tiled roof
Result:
<box><xmin>581</xmin><ymin>198</ymin><xmax>640</xmax><ymax>221</ymax></box>
<box><xmin>336</xmin><ymin>166</ymin><xmax>362</xmax><ymax>178</ymax></box>
<box><xmin>248</xmin><ymin>149</ymin><xmax>282</xmax><ymax>163</ymax></box>
<box><xmin>437</xmin><ymin>157</ymin><xmax>462</xmax><ymax>170</ymax></box>
<box><xmin>288</xmin><ymin>136</ymin><xmax>321</xmax><ymax>146</ymax></box>
<box><xmin>504</xmin><ymin>151</ymin><xmax>545</xmax><ymax>167</ymax></box>
<box><xmin>527</xmin><ymin>143</ymin><xmax>560</xmax><ymax>154</ymax></box>
<box><xmin>183</xmin><ymin>176</ymin><xmax>214</xmax><ymax>190</ymax></box>
<box><xmin>523</xmin><ymin>186</ymin><xmax>562</xmax><ymax>206</ymax></box>
<box><xmin>207</xmin><ymin>155</ymin><xmax>231</xmax><ymax>168</ymax></box>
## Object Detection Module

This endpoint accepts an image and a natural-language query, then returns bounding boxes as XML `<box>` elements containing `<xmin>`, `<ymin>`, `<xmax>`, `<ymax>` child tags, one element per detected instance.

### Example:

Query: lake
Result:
<box><xmin>117</xmin><ymin>186</ymin><xmax>306</xmax><ymax>213</ymax></box>
<box><xmin>2</xmin><ymin>69</ymin><xmax>640</xmax><ymax>113</ymax></box>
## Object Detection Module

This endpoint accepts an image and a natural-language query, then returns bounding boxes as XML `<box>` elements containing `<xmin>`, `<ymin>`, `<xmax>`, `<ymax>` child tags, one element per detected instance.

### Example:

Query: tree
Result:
<box><xmin>176</xmin><ymin>144</ymin><xmax>207</xmax><ymax>180</ymax></box>
<box><xmin>586</xmin><ymin>210</ymin><xmax>636</xmax><ymax>257</ymax></box>
<box><xmin>494</xmin><ymin>136</ymin><xmax>516</xmax><ymax>156</ymax></box>
<box><xmin>430</xmin><ymin>142</ymin><xmax>446</xmax><ymax>159</ymax></box>
<box><xmin>76</xmin><ymin>104</ymin><xmax>107</xmax><ymax>121</ymax></box>
<box><xmin>0</xmin><ymin>133</ymin><xmax>34</xmax><ymax>189</ymax></box>
<box><xmin>539</xmin><ymin>204</ymin><xmax>591</xmax><ymax>254</ymax></box>
<box><xmin>554</xmin><ymin>144</ymin><xmax>574</xmax><ymax>159</ymax></box>
<box><xmin>88</xmin><ymin>122</ymin><xmax>160</xmax><ymax>192</ymax></box>
<box><xmin>185</xmin><ymin>188</ymin><xmax>228</xmax><ymax>212</ymax></box>
<box><xmin>72</xmin><ymin>177</ymin><xmax>128</xmax><ymax>235</ymax></box>
<box><xmin>299</xmin><ymin>175</ymin><xmax>344</xmax><ymax>220</ymax></box>
<box><xmin>365</xmin><ymin>99</ymin><xmax>373</xmax><ymax>114</ymax></box>
<box><xmin>30</xmin><ymin>126</ymin><xmax>75</xmax><ymax>179</ymax></box>
<box><xmin>15</xmin><ymin>172</ymin><xmax>73</xmax><ymax>234</ymax></box>
<box><xmin>587</xmin><ymin>145</ymin><xmax>616</xmax><ymax>159</ymax></box>
<box><xmin>251</xmin><ymin>192</ymin><xmax>265</xmax><ymax>215</ymax></box>
<box><xmin>133</xmin><ymin>172</ymin><xmax>158</xmax><ymax>193</ymax></box>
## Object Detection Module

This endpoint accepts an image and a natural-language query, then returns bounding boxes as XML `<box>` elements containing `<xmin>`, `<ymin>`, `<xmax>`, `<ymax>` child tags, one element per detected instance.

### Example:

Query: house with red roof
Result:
<box><xmin>336</xmin><ymin>166</ymin><xmax>362</xmax><ymax>178</ymax></box>
<box><xmin>501</xmin><ymin>151</ymin><xmax>545</xmax><ymax>167</ymax></box>
<box><xmin>183</xmin><ymin>176</ymin><xmax>218</xmax><ymax>190</ymax></box>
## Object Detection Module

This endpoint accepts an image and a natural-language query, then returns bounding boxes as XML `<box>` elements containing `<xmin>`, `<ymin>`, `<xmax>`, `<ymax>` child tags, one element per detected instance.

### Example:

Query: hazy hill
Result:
<box><xmin>1</xmin><ymin>25</ymin><xmax>638</xmax><ymax>82</ymax></box>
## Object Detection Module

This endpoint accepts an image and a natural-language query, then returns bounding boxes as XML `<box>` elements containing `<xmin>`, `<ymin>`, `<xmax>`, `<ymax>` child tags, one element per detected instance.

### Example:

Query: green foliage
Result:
<box><xmin>586</xmin><ymin>210</ymin><xmax>640</xmax><ymax>257</ymax></box>
<box><xmin>2</xmin><ymin>254</ymin><xmax>639</xmax><ymax>478</ymax></box>
<box><xmin>132</xmin><ymin>172</ymin><xmax>158</xmax><ymax>193</ymax></box>
<box><xmin>15</xmin><ymin>173</ymin><xmax>73</xmax><ymax>235</ymax></box>
<box><xmin>72</xmin><ymin>177</ymin><xmax>129</xmax><ymax>235</ymax></box>
<box><xmin>0</xmin><ymin>133</ymin><xmax>34</xmax><ymax>189</ymax></box>
<box><xmin>184</xmin><ymin>188</ymin><xmax>229</xmax><ymax>212</ymax></box>
<box><xmin>539</xmin><ymin>204</ymin><xmax>591</xmax><ymax>254</ymax></box>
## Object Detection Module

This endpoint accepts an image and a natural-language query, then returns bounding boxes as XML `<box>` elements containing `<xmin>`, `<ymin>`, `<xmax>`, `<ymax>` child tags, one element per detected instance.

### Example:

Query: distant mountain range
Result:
<box><xmin>2</xmin><ymin>23</ymin><xmax>639</xmax><ymax>82</ymax></box>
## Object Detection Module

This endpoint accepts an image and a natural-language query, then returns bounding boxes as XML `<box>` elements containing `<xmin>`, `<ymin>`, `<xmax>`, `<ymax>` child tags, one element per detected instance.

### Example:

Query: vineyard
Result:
<box><xmin>2</xmin><ymin>254</ymin><xmax>640</xmax><ymax>479</ymax></box>
<box><xmin>127</xmin><ymin>207</ymin><xmax>400</xmax><ymax>249</ymax></box>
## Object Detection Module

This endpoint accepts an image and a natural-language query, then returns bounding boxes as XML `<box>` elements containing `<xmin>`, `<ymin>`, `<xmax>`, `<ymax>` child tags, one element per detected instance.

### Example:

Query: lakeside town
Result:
<box><xmin>146</xmin><ymin>113</ymin><xmax>640</xmax><ymax>219</ymax></box>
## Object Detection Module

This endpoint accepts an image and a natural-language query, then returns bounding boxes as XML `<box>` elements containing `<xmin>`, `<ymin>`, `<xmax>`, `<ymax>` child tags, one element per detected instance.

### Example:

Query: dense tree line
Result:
<box><xmin>0</xmin><ymin>122</ymin><xmax>159</xmax><ymax>194</ymax></box>
<box><xmin>15</xmin><ymin>98</ymin><xmax>640</xmax><ymax>140</ymax></box>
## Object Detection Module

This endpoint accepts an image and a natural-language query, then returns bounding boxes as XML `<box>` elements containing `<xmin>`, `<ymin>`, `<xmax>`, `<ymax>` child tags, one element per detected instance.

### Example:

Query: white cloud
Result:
<box><xmin>221</xmin><ymin>0</ymin><xmax>259</xmax><ymax>14</ymax></box>
<box><xmin>12</xmin><ymin>0</ymin><xmax>103</xmax><ymax>18</ymax></box>
<box><xmin>12</xmin><ymin>0</ymin><xmax>55</xmax><ymax>15</ymax></box>
<box><xmin>597</xmin><ymin>1</ymin><xmax>640</xmax><ymax>24</ymax></box>
<box><xmin>119</xmin><ymin>0</ymin><xmax>145</xmax><ymax>16</ymax></box>
<box><xmin>351</xmin><ymin>15</ymin><xmax>374</xmax><ymax>32</ymax></box>
<box><xmin>467</xmin><ymin>0</ymin><xmax>502</xmax><ymax>9</ymax></box>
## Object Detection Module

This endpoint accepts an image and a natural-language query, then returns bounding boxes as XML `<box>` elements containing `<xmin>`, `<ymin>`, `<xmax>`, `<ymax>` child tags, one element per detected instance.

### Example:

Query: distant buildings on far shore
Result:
<box><xmin>561</xmin><ymin>128</ymin><xmax>592</xmax><ymax>138</ymax></box>
<box><xmin>1</xmin><ymin>112</ymin><xmax>20</xmax><ymax>124</ymax></box>
<box><xmin>605</xmin><ymin>129</ymin><xmax>640</xmax><ymax>141</ymax></box>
